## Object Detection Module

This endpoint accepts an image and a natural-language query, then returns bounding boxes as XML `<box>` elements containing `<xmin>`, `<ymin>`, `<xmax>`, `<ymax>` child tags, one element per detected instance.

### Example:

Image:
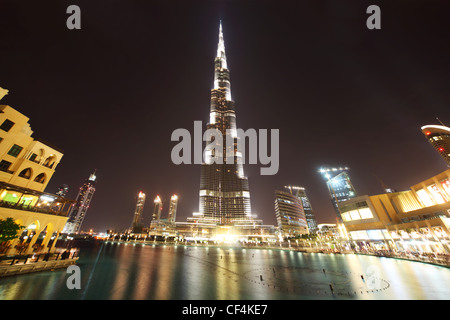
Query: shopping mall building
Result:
<box><xmin>339</xmin><ymin>169</ymin><xmax>450</xmax><ymax>254</ymax></box>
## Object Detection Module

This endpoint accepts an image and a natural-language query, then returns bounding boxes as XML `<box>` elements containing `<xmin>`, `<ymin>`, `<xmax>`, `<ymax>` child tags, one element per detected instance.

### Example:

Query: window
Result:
<box><xmin>29</xmin><ymin>153</ymin><xmax>38</xmax><ymax>162</ymax></box>
<box><xmin>416</xmin><ymin>189</ymin><xmax>434</xmax><ymax>207</ymax></box>
<box><xmin>427</xmin><ymin>184</ymin><xmax>446</xmax><ymax>204</ymax></box>
<box><xmin>7</xmin><ymin>144</ymin><xmax>23</xmax><ymax>157</ymax></box>
<box><xmin>0</xmin><ymin>119</ymin><xmax>15</xmax><ymax>132</ymax></box>
<box><xmin>0</xmin><ymin>160</ymin><xmax>12</xmax><ymax>173</ymax></box>
<box><xmin>359</xmin><ymin>208</ymin><xmax>373</xmax><ymax>219</ymax></box>
<box><xmin>34</xmin><ymin>173</ymin><xmax>46</xmax><ymax>184</ymax></box>
<box><xmin>18</xmin><ymin>167</ymin><xmax>32</xmax><ymax>179</ymax></box>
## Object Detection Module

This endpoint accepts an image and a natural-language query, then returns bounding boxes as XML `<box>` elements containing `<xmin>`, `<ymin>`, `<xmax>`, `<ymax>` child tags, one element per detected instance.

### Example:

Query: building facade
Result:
<box><xmin>168</xmin><ymin>194</ymin><xmax>178</xmax><ymax>224</ymax></box>
<box><xmin>285</xmin><ymin>185</ymin><xmax>318</xmax><ymax>233</ymax></box>
<box><xmin>62</xmin><ymin>171</ymin><xmax>97</xmax><ymax>234</ymax></box>
<box><xmin>339</xmin><ymin>169</ymin><xmax>450</xmax><ymax>254</ymax></box>
<box><xmin>152</xmin><ymin>195</ymin><xmax>162</xmax><ymax>222</ymax></box>
<box><xmin>131</xmin><ymin>191</ymin><xmax>146</xmax><ymax>232</ymax></box>
<box><xmin>0</xmin><ymin>103</ymin><xmax>72</xmax><ymax>254</ymax></box>
<box><xmin>186</xmin><ymin>22</ymin><xmax>267</xmax><ymax>241</ymax></box>
<box><xmin>421</xmin><ymin>124</ymin><xmax>450</xmax><ymax>166</ymax></box>
<box><xmin>274</xmin><ymin>188</ymin><xmax>308</xmax><ymax>238</ymax></box>
<box><xmin>319</xmin><ymin>167</ymin><xmax>357</xmax><ymax>222</ymax></box>
<box><xmin>0</xmin><ymin>105</ymin><xmax>63</xmax><ymax>192</ymax></box>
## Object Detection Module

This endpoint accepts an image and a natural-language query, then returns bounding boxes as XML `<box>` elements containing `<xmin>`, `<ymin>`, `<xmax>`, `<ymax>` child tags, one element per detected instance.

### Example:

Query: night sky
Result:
<box><xmin>0</xmin><ymin>0</ymin><xmax>449</xmax><ymax>232</ymax></box>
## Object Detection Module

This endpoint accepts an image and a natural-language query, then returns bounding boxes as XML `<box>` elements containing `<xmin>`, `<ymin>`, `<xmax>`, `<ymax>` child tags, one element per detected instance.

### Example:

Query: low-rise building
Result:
<box><xmin>0</xmin><ymin>104</ymin><xmax>72</xmax><ymax>255</ymax></box>
<box><xmin>339</xmin><ymin>169</ymin><xmax>450</xmax><ymax>254</ymax></box>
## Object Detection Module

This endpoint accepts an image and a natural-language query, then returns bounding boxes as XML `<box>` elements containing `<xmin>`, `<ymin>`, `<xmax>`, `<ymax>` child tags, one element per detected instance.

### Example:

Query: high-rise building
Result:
<box><xmin>168</xmin><ymin>194</ymin><xmax>178</xmax><ymax>224</ymax></box>
<box><xmin>274</xmin><ymin>188</ymin><xmax>308</xmax><ymax>238</ymax></box>
<box><xmin>131</xmin><ymin>191</ymin><xmax>146</xmax><ymax>232</ymax></box>
<box><xmin>285</xmin><ymin>185</ymin><xmax>318</xmax><ymax>233</ymax></box>
<box><xmin>319</xmin><ymin>167</ymin><xmax>357</xmax><ymax>223</ymax></box>
<box><xmin>62</xmin><ymin>171</ymin><xmax>97</xmax><ymax>234</ymax></box>
<box><xmin>421</xmin><ymin>123</ymin><xmax>450</xmax><ymax>166</ymax></box>
<box><xmin>195</xmin><ymin>22</ymin><xmax>254</xmax><ymax>228</ymax></box>
<box><xmin>152</xmin><ymin>195</ymin><xmax>162</xmax><ymax>222</ymax></box>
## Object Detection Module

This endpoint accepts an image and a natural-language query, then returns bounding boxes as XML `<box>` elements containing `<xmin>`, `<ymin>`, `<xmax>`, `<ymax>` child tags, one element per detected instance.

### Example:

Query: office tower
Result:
<box><xmin>62</xmin><ymin>171</ymin><xmax>97</xmax><ymax>234</ymax></box>
<box><xmin>168</xmin><ymin>194</ymin><xmax>178</xmax><ymax>224</ymax></box>
<box><xmin>285</xmin><ymin>185</ymin><xmax>318</xmax><ymax>233</ymax></box>
<box><xmin>152</xmin><ymin>195</ymin><xmax>162</xmax><ymax>222</ymax></box>
<box><xmin>131</xmin><ymin>191</ymin><xmax>146</xmax><ymax>232</ymax></box>
<box><xmin>56</xmin><ymin>184</ymin><xmax>69</xmax><ymax>197</ymax></box>
<box><xmin>319</xmin><ymin>167</ymin><xmax>357</xmax><ymax>223</ymax></box>
<box><xmin>421</xmin><ymin>123</ymin><xmax>450</xmax><ymax>166</ymax></box>
<box><xmin>196</xmin><ymin>22</ymin><xmax>253</xmax><ymax>226</ymax></box>
<box><xmin>274</xmin><ymin>189</ymin><xmax>308</xmax><ymax>238</ymax></box>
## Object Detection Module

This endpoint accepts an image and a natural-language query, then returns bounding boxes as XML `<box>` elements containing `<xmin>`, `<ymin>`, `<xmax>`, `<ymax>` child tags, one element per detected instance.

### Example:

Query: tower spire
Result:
<box><xmin>217</xmin><ymin>21</ymin><xmax>227</xmax><ymax>68</ymax></box>
<box><xmin>214</xmin><ymin>21</ymin><xmax>231</xmax><ymax>99</ymax></box>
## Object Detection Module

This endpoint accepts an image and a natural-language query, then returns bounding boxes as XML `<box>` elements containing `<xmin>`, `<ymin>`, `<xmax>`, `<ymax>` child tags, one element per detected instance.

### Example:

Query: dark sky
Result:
<box><xmin>0</xmin><ymin>0</ymin><xmax>449</xmax><ymax>231</ymax></box>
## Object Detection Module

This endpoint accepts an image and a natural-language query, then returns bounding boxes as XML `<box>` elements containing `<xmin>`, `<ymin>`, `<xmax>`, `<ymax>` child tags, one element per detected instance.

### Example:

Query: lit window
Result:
<box><xmin>359</xmin><ymin>208</ymin><xmax>373</xmax><ymax>219</ymax></box>
<box><xmin>416</xmin><ymin>189</ymin><xmax>434</xmax><ymax>207</ymax></box>
<box><xmin>441</xmin><ymin>179</ymin><xmax>450</xmax><ymax>198</ymax></box>
<box><xmin>342</xmin><ymin>212</ymin><xmax>351</xmax><ymax>221</ymax></box>
<box><xmin>427</xmin><ymin>184</ymin><xmax>446</xmax><ymax>204</ymax></box>
<box><xmin>349</xmin><ymin>210</ymin><xmax>361</xmax><ymax>220</ymax></box>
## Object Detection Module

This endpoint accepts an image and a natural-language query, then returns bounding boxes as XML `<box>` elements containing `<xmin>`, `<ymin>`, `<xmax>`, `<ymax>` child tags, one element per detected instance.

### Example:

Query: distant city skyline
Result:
<box><xmin>1</xmin><ymin>1</ymin><xmax>449</xmax><ymax>231</ymax></box>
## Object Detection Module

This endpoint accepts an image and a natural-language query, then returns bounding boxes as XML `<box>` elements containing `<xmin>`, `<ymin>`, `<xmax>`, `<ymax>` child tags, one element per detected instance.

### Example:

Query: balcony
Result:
<box><xmin>0</xmin><ymin>182</ymin><xmax>75</xmax><ymax>217</ymax></box>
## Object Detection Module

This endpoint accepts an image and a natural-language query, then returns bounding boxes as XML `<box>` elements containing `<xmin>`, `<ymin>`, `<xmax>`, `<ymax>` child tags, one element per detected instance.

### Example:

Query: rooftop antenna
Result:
<box><xmin>436</xmin><ymin>117</ymin><xmax>446</xmax><ymax>126</ymax></box>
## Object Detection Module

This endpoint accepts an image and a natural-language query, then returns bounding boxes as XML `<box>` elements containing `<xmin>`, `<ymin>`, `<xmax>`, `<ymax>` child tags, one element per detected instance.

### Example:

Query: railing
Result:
<box><xmin>0</xmin><ymin>200</ymin><xmax>69</xmax><ymax>217</ymax></box>
<box><xmin>0</xmin><ymin>249</ymin><xmax>79</xmax><ymax>277</ymax></box>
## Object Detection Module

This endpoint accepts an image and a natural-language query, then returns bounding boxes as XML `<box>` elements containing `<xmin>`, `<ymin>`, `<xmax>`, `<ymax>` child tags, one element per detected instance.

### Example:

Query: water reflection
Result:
<box><xmin>0</xmin><ymin>241</ymin><xmax>449</xmax><ymax>300</ymax></box>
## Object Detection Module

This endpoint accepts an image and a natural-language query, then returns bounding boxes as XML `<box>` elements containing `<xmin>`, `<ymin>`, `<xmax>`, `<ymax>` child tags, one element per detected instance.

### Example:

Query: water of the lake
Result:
<box><xmin>1</xmin><ymin>241</ymin><xmax>449</xmax><ymax>300</ymax></box>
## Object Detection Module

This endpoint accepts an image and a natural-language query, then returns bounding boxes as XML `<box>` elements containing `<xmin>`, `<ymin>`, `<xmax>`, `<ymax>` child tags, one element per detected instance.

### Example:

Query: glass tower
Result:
<box><xmin>319</xmin><ymin>167</ymin><xmax>357</xmax><ymax>223</ymax></box>
<box><xmin>274</xmin><ymin>188</ymin><xmax>308</xmax><ymax>238</ymax></box>
<box><xmin>197</xmin><ymin>22</ymin><xmax>253</xmax><ymax>226</ymax></box>
<box><xmin>421</xmin><ymin>124</ymin><xmax>450</xmax><ymax>166</ymax></box>
<box><xmin>168</xmin><ymin>194</ymin><xmax>178</xmax><ymax>224</ymax></box>
<box><xmin>62</xmin><ymin>171</ymin><xmax>97</xmax><ymax>234</ymax></box>
<box><xmin>285</xmin><ymin>185</ymin><xmax>318</xmax><ymax>233</ymax></box>
<box><xmin>131</xmin><ymin>191</ymin><xmax>146</xmax><ymax>232</ymax></box>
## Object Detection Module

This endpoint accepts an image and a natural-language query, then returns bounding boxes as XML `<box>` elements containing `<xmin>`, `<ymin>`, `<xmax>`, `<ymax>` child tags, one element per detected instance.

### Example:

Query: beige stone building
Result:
<box><xmin>0</xmin><ymin>104</ymin><xmax>72</xmax><ymax>255</ymax></box>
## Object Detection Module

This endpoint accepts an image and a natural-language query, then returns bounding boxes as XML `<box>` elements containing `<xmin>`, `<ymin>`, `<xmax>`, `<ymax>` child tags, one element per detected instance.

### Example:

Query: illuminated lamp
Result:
<box><xmin>438</xmin><ymin>147</ymin><xmax>444</xmax><ymax>152</ymax></box>
<box><xmin>425</xmin><ymin>131</ymin><xmax>432</xmax><ymax>136</ymax></box>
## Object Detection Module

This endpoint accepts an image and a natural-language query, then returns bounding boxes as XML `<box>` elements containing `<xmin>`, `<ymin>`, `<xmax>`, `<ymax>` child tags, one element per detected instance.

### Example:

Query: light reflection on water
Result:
<box><xmin>0</xmin><ymin>241</ymin><xmax>449</xmax><ymax>300</ymax></box>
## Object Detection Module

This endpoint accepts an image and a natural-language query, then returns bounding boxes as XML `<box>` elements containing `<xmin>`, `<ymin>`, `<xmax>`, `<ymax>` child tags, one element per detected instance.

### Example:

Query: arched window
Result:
<box><xmin>43</xmin><ymin>155</ymin><xmax>57</xmax><ymax>169</ymax></box>
<box><xmin>18</xmin><ymin>167</ymin><xmax>32</xmax><ymax>179</ymax></box>
<box><xmin>34</xmin><ymin>173</ymin><xmax>46</xmax><ymax>184</ymax></box>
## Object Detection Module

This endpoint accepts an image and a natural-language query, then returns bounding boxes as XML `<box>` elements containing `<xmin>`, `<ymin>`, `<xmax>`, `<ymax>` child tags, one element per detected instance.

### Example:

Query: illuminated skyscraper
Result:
<box><xmin>285</xmin><ymin>185</ymin><xmax>318</xmax><ymax>232</ymax></box>
<box><xmin>168</xmin><ymin>194</ymin><xmax>178</xmax><ymax>224</ymax></box>
<box><xmin>274</xmin><ymin>188</ymin><xmax>308</xmax><ymax>238</ymax></box>
<box><xmin>131</xmin><ymin>191</ymin><xmax>146</xmax><ymax>232</ymax></box>
<box><xmin>421</xmin><ymin>123</ymin><xmax>450</xmax><ymax>166</ymax></box>
<box><xmin>195</xmin><ymin>22</ymin><xmax>254</xmax><ymax>227</ymax></box>
<box><xmin>62</xmin><ymin>171</ymin><xmax>97</xmax><ymax>234</ymax></box>
<box><xmin>152</xmin><ymin>195</ymin><xmax>162</xmax><ymax>222</ymax></box>
<box><xmin>319</xmin><ymin>167</ymin><xmax>357</xmax><ymax>223</ymax></box>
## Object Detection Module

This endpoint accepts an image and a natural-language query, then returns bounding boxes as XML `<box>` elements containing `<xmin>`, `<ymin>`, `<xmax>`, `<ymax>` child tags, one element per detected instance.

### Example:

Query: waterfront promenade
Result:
<box><xmin>0</xmin><ymin>249</ymin><xmax>79</xmax><ymax>277</ymax></box>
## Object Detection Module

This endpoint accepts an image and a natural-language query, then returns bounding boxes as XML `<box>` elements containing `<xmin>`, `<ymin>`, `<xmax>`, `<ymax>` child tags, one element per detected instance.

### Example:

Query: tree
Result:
<box><xmin>0</xmin><ymin>217</ymin><xmax>24</xmax><ymax>244</ymax></box>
